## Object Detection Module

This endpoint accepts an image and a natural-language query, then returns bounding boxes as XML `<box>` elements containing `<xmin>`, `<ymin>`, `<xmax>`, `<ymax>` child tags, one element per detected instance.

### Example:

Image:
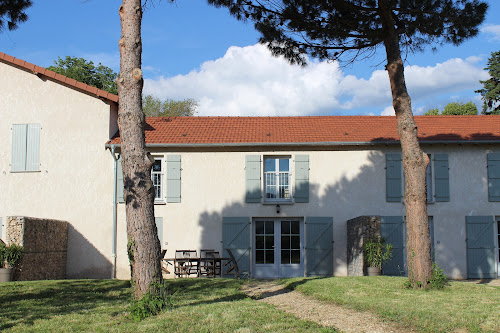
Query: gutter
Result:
<box><xmin>108</xmin><ymin>145</ymin><xmax>120</xmax><ymax>279</ymax></box>
<box><xmin>105</xmin><ymin>139</ymin><xmax>500</xmax><ymax>149</ymax></box>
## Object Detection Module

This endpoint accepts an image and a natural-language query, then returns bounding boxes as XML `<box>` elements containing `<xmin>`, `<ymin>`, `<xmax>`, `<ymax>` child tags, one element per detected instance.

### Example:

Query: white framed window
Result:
<box><xmin>151</xmin><ymin>158</ymin><xmax>164</xmax><ymax>202</ymax></box>
<box><xmin>264</xmin><ymin>156</ymin><xmax>292</xmax><ymax>202</ymax></box>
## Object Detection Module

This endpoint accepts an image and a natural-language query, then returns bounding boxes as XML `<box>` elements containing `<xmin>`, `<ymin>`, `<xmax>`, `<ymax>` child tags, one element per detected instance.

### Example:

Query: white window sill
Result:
<box><xmin>262</xmin><ymin>201</ymin><xmax>294</xmax><ymax>205</ymax></box>
<box><xmin>154</xmin><ymin>201</ymin><xmax>166</xmax><ymax>205</ymax></box>
<box><xmin>10</xmin><ymin>170</ymin><xmax>41</xmax><ymax>173</ymax></box>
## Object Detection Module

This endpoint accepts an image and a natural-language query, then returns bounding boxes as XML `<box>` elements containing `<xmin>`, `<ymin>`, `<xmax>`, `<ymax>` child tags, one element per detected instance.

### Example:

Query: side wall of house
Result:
<box><xmin>115</xmin><ymin>144</ymin><xmax>499</xmax><ymax>280</ymax></box>
<box><xmin>0</xmin><ymin>61</ymin><xmax>116</xmax><ymax>279</ymax></box>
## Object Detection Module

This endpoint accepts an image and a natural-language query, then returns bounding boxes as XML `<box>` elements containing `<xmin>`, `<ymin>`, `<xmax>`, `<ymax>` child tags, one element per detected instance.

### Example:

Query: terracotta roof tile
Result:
<box><xmin>109</xmin><ymin>115</ymin><xmax>500</xmax><ymax>146</ymax></box>
<box><xmin>0</xmin><ymin>51</ymin><xmax>119</xmax><ymax>103</ymax></box>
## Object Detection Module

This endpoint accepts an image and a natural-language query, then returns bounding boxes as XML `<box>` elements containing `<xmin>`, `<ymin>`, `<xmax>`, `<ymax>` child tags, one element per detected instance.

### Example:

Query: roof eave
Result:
<box><xmin>105</xmin><ymin>139</ymin><xmax>500</xmax><ymax>149</ymax></box>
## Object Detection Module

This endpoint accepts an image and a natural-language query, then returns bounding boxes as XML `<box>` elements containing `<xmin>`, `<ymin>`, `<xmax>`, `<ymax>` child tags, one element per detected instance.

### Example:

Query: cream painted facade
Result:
<box><xmin>117</xmin><ymin>145</ymin><xmax>499</xmax><ymax>280</ymax></box>
<box><xmin>2</xmin><ymin>58</ymin><xmax>499</xmax><ymax>280</ymax></box>
<box><xmin>0</xmin><ymin>59</ymin><xmax>118</xmax><ymax>278</ymax></box>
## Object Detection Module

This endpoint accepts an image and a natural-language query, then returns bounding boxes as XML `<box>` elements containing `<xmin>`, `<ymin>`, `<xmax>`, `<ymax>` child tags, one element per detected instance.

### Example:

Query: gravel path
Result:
<box><xmin>242</xmin><ymin>281</ymin><xmax>415</xmax><ymax>333</ymax></box>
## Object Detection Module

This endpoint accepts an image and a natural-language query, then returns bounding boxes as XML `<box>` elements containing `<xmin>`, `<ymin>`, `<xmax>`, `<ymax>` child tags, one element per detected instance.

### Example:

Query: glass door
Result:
<box><xmin>253</xmin><ymin>219</ymin><xmax>303</xmax><ymax>278</ymax></box>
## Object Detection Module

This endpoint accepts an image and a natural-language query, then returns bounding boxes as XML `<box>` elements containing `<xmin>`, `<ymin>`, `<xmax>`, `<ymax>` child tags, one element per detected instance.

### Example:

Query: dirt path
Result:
<box><xmin>242</xmin><ymin>281</ymin><xmax>415</xmax><ymax>333</ymax></box>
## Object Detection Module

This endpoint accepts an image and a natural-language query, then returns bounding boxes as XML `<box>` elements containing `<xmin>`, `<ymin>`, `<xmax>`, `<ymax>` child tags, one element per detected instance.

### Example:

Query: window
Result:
<box><xmin>264</xmin><ymin>157</ymin><xmax>292</xmax><ymax>201</ymax></box>
<box><xmin>386</xmin><ymin>153</ymin><xmax>449</xmax><ymax>202</ymax></box>
<box><xmin>426</xmin><ymin>154</ymin><xmax>434</xmax><ymax>202</ymax></box>
<box><xmin>487</xmin><ymin>153</ymin><xmax>500</xmax><ymax>202</ymax></box>
<box><xmin>11</xmin><ymin>123</ymin><xmax>40</xmax><ymax>172</ymax></box>
<box><xmin>152</xmin><ymin>158</ymin><xmax>164</xmax><ymax>202</ymax></box>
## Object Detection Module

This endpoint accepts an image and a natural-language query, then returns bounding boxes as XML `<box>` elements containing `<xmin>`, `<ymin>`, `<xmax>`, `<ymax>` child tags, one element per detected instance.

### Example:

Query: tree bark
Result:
<box><xmin>378</xmin><ymin>0</ymin><xmax>432</xmax><ymax>287</ymax></box>
<box><xmin>118</xmin><ymin>0</ymin><xmax>162</xmax><ymax>299</ymax></box>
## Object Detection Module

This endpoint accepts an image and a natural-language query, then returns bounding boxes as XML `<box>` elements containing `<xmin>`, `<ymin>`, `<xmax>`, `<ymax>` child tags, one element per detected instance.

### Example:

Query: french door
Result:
<box><xmin>253</xmin><ymin>219</ymin><xmax>304</xmax><ymax>278</ymax></box>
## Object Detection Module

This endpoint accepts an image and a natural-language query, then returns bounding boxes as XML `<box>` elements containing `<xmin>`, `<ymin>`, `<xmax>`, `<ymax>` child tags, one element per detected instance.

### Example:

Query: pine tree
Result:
<box><xmin>476</xmin><ymin>50</ymin><xmax>500</xmax><ymax>115</ymax></box>
<box><xmin>208</xmin><ymin>0</ymin><xmax>488</xmax><ymax>288</ymax></box>
<box><xmin>0</xmin><ymin>0</ymin><xmax>32</xmax><ymax>32</ymax></box>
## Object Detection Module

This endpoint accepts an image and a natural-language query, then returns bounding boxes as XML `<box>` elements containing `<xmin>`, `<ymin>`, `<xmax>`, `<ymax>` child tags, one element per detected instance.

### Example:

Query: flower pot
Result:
<box><xmin>367</xmin><ymin>266</ymin><xmax>381</xmax><ymax>276</ymax></box>
<box><xmin>0</xmin><ymin>268</ymin><xmax>14</xmax><ymax>282</ymax></box>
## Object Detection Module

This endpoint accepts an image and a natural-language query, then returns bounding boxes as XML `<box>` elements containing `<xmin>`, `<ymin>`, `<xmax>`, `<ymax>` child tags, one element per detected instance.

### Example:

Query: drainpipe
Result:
<box><xmin>109</xmin><ymin>145</ymin><xmax>120</xmax><ymax>279</ymax></box>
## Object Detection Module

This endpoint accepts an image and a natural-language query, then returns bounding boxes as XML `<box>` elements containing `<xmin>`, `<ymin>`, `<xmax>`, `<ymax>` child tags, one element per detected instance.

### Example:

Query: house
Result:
<box><xmin>1</xmin><ymin>52</ymin><xmax>499</xmax><ymax>280</ymax></box>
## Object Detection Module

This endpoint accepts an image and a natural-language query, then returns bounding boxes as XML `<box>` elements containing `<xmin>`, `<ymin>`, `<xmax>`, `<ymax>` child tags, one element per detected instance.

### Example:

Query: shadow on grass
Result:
<box><xmin>278</xmin><ymin>277</ymin><xmax>329</xmax><ymax>291</ymax></box>
<box><xmin>165</xmin><ymin>278</ymin><xmax>248</xmax><ymax>308</ymax></box>
<box><xmin>0</xmin><ymin>279</ymin><xmax>131</xmax><ymax>330</ymax></box>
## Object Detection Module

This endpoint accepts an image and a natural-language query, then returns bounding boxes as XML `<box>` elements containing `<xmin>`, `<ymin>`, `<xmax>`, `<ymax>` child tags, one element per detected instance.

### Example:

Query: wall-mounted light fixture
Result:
<box><xmin>276</xmin><ymin>204</ymin><xmax>281</xmax><ymax>214</ymax></box>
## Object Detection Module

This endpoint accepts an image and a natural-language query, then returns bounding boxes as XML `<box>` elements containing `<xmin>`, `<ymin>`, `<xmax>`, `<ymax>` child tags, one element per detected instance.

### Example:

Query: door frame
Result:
<box><xmin>251</xmin><ymin>218</ymin><xmax>304</xmax><ymax>278</ymax></box>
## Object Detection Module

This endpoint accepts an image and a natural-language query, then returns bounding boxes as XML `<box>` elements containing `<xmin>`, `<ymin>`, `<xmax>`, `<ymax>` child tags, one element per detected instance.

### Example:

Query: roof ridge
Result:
<box><xmin>0</xmin><ymin>51</ymin><xmax>118</xmax><ymax>103</ymax></box>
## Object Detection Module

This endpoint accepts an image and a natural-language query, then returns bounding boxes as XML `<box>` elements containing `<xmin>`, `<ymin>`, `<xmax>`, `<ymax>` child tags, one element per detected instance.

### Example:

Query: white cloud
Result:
<box><xmin>481</xmin><ymin>24</ymin><xmax>500</xmax><ymax>41</ymax></box>
<box><xmin>143</xmin><ymin>43</ymin><xmax>488</xmax><ymax>116</ymax></box>
<box><xmin>381</xmin><ymin>106</ymin><xmax>395</xmax><ymax>116</ymax></box>
<box><xmin>144</xmin><ymin>44</ymin><xmax>344</xmax><ymax>116</ymax></box>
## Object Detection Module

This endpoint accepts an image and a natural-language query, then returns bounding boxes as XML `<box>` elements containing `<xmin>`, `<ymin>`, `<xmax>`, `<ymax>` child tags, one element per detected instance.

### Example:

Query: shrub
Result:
<box><xmin>129</xmin><ymin>282</ymin><xmax>172</xmax><ymax>321</ymax></box>
<box><xmin>364</xmin><ymin>236</ymin><xmax>393</xmax><ymax>269</ymax></box>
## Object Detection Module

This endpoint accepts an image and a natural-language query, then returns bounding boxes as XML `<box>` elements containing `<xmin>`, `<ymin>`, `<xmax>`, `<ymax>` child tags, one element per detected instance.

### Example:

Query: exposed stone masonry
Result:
<box><xmin>346</xmin><ymin>216</ymin><xmax>381</xmax><ymax>276</ymax></box>
<box><xmin>7</xmin><ymin>216</ymin><xmax>68</xmax><ymax>281</ymax></box>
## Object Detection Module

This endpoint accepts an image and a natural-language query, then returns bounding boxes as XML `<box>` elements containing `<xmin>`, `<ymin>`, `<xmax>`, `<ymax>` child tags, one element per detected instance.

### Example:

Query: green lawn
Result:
<box><xmin>280</xmin><ymin>276</ymin><xmax>500</xmax><ymax>333</ymax></box>
<box><xmin>0</xmin><ymin>279</ymin><xmax>334</xmax><ymax>332</ymax></box>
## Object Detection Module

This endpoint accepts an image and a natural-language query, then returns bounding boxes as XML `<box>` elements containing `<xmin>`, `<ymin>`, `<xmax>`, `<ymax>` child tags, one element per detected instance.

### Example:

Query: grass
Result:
<box><xmin>0</xmin><ymin>278</ymin><xmax>335</xmax><ymax>332</ymax></box>
<box><xmin>280</xmin><ymin>276</ymin><xmax>500</xmax><ymax>333</ymax></box>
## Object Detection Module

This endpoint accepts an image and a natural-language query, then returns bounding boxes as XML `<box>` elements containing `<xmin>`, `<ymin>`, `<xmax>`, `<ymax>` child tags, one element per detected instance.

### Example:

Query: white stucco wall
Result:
<box><xmin>115</xmin><ymin>145</ymin><xmax>499</xmax><ymax>280</ymax></box>
<box><xmin>0</xmin><ymin>61</ymin><xmax>117</xmax><ymax>278</ymax></box>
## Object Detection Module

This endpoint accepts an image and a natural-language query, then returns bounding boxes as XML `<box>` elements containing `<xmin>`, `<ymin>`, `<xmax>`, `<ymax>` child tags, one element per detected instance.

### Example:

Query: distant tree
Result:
<box><xmin>47</xmin><ymin>56</ymin><xmax>118</xmax><ymax>95</ymax></box>
<box><xmin>476</xmin><ymin>50</ymin><xmax>500</xmax><ymax>115</ymax></box>
<box><xmin>0</xmin><ymin>0</ymin><xmax>32</xmax><ymax>32</ymax></box>
<box><xmin>424</xmin><ymin>102</ymin><xmax>478</xmax><ymax>115</ymax></box>
<box><xmin>424</xmin><ymin>108</ymin><xmax>440</xmax><ymax>116</ymax></box>
<box><xmin>208</xmin><ymin>0</ymin><xmax>488</xmax><ymax>288</ymax></box>
<box><xmin>143</xmin><ymin>95</ymin><xmax>198</xmax><ymax>117</ymax></box>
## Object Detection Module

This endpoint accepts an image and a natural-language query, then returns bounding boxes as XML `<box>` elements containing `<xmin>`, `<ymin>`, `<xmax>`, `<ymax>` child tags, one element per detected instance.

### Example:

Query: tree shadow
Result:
<box><xmin>186</xmin><ymin>149</ymin><xmax>465</xmax><ymax>280</ymax></box>
<box><xmin>0</xmin><ymin>279</ymin><xmax>130</xmax><ymax>330</ymax></box>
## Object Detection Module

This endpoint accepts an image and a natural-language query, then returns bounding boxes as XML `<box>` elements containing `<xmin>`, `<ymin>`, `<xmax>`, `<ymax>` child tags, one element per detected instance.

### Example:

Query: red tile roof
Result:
<box><xmin>0</xmin><ymin>51</ymin><xmax>118</xmax><ymax>103</ymax></box>
<box><xmin>108</xmin><ymin>115</ymin><xmax>500</xmax><ymax>146</ymax></box>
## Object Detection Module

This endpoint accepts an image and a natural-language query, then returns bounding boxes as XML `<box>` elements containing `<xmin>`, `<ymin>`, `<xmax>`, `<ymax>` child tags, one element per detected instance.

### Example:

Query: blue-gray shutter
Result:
<box><xmin>222</xmin><ymin>217</ymin><xmax>250</xmax><ymax>278</ymax></box>
<box><xmin>11</xmin><ymin>124</ymin><xmax>27</xmax><ymax>172</ymax></box>
<box><xmin>116</xmin><ymin>155</ymin><xmax>124</xmax><ymax>203</ymax></box>
<box><xmin>294</xmin><ymin>155</ymin><xmax>309</xmax><ymax>203</ymax></box>
<box><xmin>487</xmin><ymin>153</ymin><xmax>500</xmax><ymax>202</ymax></box>
<box><xmin>381</xmin><ymin>216</ymin><xmax>406</xmax><ymax>276</ymax></box>
<box><xmin>428</xmin><ymin>217</ymin><xmax>435</xmax><ymax>261</ymax></box>
<box><xmin>434</xmin><ymin>154</ymin><xmax>449</xmax><ymax>202</ymax></box>
<box><xmin>305</xmin><ymin>217</ymin><xmax>333</xmax><ymax>276</ymax></box>
<box><xmin>245</xmin><ymin>155</ymin><xmax>261</xmax><ymax>203</ymax></box>
<box><xmin>155</xmin><ymin>217</ymin><xmax>164</xmax><ymax>249</ymax></box>
<box><xmin>167</xmin><ymin>155</ymin><xmax>181</xmax><ymax>203</ymax></box>
<box><xmin>386</xmin><ymin>153</ymin><xmax>402</xmax><ymax>202</ymax></box>
<box><xmin>466</xmin><ymin>216</ymin><xmax>496</xmax><ymax>279</ymax></box>
<box><xmin>26</xmin><ymin>123</ymin><xmax>40</xmax><ymax>171</ymax></box>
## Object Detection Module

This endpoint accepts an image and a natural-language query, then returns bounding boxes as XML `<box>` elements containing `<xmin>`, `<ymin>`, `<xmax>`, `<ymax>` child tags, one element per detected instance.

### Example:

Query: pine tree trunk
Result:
<box><xmin>118</xmin><ymin>0</ymin><xmax>162</xmax><ymax>299</ymax></box>
<box><xmin>378</xmin><ymin>0</ymin><xmax>432</xmax><ymax>288</ymax></box>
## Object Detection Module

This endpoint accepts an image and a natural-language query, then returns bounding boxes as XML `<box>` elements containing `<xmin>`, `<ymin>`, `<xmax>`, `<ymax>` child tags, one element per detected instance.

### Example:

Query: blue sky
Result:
<box><xmin>1</xmin><ymin>0</ymin><xmax>499</xmax><ymax>116</ymax></box>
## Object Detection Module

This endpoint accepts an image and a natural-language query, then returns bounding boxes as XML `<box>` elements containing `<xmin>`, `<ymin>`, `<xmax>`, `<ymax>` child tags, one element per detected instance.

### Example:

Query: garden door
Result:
<box><xmin>253</xmin><ymin>219</ymin><xmax>304</xmax><ymax>278</ymax></box>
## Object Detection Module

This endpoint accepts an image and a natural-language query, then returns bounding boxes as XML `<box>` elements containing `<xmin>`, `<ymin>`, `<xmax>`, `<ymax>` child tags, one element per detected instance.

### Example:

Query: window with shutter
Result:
<box><xmin>11</xmin><ymin>123</ymin><xmax>40</xmax><ymax>172</ymax></box>
<box><xmin>487</xmin><ymin>153</ymin><xmax>500</xmax><ymax>202</ymax></box>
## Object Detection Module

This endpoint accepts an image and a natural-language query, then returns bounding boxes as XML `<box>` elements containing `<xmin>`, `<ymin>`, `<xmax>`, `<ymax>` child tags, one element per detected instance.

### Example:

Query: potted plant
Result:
<box><xmin>0</xmin><ymin>240</ymin><xmax>24</xmax><ymax>282</ymax></box>
<box><xmin>364</xmin><ymin>236</ymin><xmax>393</xmax><ymax>276</ymax></box>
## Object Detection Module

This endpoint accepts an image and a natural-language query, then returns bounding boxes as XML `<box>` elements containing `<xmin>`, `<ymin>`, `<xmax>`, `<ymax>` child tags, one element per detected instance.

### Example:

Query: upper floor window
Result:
<box><xmin>11</xmin><ymin>123</ymin><xmax>40</xmax><ymax>172</ymax></box>
<box><xmin>426</xmin><ymin>154</ymin><xmax>434</xmax><ymax>202</ymax></box>
<box><xmin>152</xmin><ymin>158</ymin><xmax>164</xmax><ymax>202</ymax></box>
<box><xmin>264</xmin><ymin>157</ymin><xmax>292</xmax><ymax>201</ymax></box>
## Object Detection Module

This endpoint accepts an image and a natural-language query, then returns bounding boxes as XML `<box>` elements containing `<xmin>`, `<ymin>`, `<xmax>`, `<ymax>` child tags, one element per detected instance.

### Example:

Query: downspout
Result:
<box><xmin>109</xmin><ymin>145</ymin><xmax>120</xmax><ymax>279</ymax></box>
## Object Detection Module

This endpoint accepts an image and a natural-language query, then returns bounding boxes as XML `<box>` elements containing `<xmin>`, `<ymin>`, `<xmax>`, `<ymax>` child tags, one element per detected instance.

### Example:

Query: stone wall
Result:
<box><xmin>7</xmin><ymin>216</ymin><xmax>68</xmax><ymax>281</ymax></box>
<box><xmin>346</xmin><ymin>216</ymin><xmax>380</xmax><ymax>276</ymax></box>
